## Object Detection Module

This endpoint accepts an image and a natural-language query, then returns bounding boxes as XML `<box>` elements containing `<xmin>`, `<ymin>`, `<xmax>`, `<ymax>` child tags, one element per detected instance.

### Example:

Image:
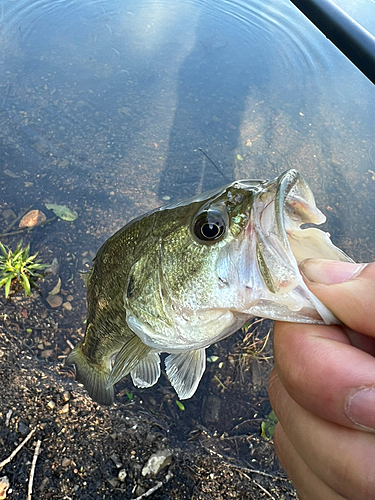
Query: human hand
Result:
<box><xmin>269</xmin><ymin>259</ymin><xmax>375</xmax><ymax>500</ymax></box>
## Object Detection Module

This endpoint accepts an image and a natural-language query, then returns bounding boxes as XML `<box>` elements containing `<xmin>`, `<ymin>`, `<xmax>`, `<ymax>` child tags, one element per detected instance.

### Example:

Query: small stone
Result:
<box><xmin>58</xmin><ymin>160</ymin><xmax>69</xmax><ymax>168</ymax></box>
<box><xmin>66</xmin><ymin>295</ymin><xmax>74</xmax><ymax>301</ymax></box>
<box><xmin>110</xmin><ymin>453</ymin><xmax>122</xmax><ymax>468</ymax></box>
<box><xmin>0</xmin><ymin>476</ymin><xmax>10</xmax><ymax>500</ymax></box>
<box><xmin>202</xmin><ymin>394</ymin><xmax>221</xmax><ymax>423</ymax></box>
<box><xmin>59</xmin><ymin>403</ymin><xmax>69</xmax><ymax>414</ymax></box>
<box><xmin>34</xmin><ymin>141</ymin><xmax>48</xmax><ymax>154</ymax></box>
<box><xmin>5</xmin><ymin>410</ymin><xmax>12</xmax><ymax>427</ymax></box>
<box><xmin>47</xmin><ymin>401</ymin><xmax>56</xmax><ymax>410</ymax></box>
<box><xmin>41</xmin><ymin>349</ymin><xmax>54</xmax><ymax>359</ymax></box>
<box><xmin>46</xmin><ymin>295</ymin><xmax>63</xmax><ymax>308</ymax></box>
<box><xmin>134</xmin><ymin>485</ymin><xmax>146</xmax><ymax>497</ymax></box>
<box><xmin>62</xmin><ymin>391</ymin><xmax>70</xmax><ymax>402</ymax></box>
<box><xmin>19</xmin><ymin>210</ymin><xmax>46</xmax><ymax>228</ymax></box>
<box><xmin>2</xmin><ymin>209</ymin><xmax>16</xmax><ymax>223</ymax></box>
<box><xmin>108</xmin><ymin>478</ymin><xmax>119</xmax><ymax>488</ymax></box>
<box><xmin>18</xmin><ymin>421</ymin><xmax>30</xmax><ymax>435</ymax></box>
<box><xmin>118</xmin><ymin>469</ymin><xmax>127</xmax><ymax>482</ymax></box>
<box><xmin>45</xmin><ymin>258</ymin><xmax>59</xmax><ymax>276</ymax></box>
<box><xmin>39</xmin><ymin>477</ymin><xmax>49</xmax><ymax>492</ymax></box>
<box><xmin>141</xmin><ymin>450</ymin><xmax>173</xmax><ymax>477</ymax></box>
<box><xmin>62</xmin><ymin>458</ymin><xmax>72</xmax><ymax>467</ymax></box>
<box><xmin>62</xmin><ymin>302</ymin><xmax>72</xmax><ymax>311</ymax></box>
<box><xmin>162</xmin><ymin>195</ymin><xmax>171</xmax><ymax>201</ymax></box>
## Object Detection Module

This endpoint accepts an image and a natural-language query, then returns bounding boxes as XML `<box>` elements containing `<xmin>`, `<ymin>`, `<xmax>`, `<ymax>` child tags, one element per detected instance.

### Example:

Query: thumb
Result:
<box><xmin>300</xmin><ymin>259</ymin><xmax>375</xmax><ymax>336</ymax></box>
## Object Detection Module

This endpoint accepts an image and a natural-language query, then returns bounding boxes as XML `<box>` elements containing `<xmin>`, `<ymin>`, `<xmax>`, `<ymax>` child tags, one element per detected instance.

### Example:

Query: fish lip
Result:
<box><xmin>274</xmin><ymin>169</ymin><xmax>301</xmax><ymax>250</ymax></box>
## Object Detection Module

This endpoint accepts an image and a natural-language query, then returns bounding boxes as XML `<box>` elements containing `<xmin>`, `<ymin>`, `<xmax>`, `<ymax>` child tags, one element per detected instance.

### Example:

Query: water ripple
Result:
<box><xmin>0</xmin><ymin>0</ymin><xmax>338</xmax><ymax>87</ymax></box>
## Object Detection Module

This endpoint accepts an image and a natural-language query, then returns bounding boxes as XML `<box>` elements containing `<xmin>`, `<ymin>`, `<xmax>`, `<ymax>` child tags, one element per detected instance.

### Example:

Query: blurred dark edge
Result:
<box><xmin>290</xmin><ymin>0</ymin><xmax>375</xmax><ymax>85</ymax></box>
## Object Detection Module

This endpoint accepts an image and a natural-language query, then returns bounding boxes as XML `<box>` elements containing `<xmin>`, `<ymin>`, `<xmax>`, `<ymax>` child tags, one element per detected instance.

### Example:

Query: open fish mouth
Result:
<box><xmin>254</xmin><ymin>169</ymin><xmax>326</xmax><ymax>294</ymax></box>
<box><xmin>219</xmin><ymin>169</ymin><xmax>353</xmax><ymax>324</ymax></box>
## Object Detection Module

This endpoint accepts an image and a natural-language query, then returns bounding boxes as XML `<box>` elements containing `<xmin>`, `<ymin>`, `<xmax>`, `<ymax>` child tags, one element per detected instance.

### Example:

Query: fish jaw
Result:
<box><xmin>217</xmin><ymin>170</ymin><xmax>352</xmax><ymax>324</ymax></box>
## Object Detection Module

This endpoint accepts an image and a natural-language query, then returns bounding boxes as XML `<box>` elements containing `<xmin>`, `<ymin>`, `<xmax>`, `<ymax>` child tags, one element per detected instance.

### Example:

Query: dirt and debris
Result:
<box><xmin>0</xmin><ymin>282</ymin><xmax>297</xmax><ymax>500</ymax></box>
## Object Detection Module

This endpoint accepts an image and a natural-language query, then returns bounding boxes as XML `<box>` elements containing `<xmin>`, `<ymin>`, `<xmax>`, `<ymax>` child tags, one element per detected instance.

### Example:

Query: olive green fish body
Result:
<box><xmin>67</xmin><ymin>170</ymin><xmax>353</xmax><ymax>404</ymax></box>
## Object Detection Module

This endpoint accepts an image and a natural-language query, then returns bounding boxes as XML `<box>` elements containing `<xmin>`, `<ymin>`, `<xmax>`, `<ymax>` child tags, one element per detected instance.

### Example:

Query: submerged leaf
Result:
<box><xmin>49</xmin><ymin>277</ymin><xmax>62</xmax><ymax>295</ymax></box>
<box><xmin>45</xmin><ymin>204</ymin><xmax>78</xmax><ymax>221</ymax></box>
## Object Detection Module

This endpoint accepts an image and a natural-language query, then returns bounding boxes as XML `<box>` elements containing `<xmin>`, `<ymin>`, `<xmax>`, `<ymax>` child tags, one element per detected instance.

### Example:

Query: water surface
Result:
<box><xmin>0</xmin><ymin>0</ymin><xmax>375</xmax><ymax>471</ymax></box>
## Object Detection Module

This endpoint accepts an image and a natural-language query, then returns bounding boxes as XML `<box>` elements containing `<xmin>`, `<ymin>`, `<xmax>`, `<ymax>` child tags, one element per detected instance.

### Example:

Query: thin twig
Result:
<box><xmin>241</xmin><ymin>473</ymin><xmax>276</xmax><ymax>499</ymax></box>
<box><xmin>230</xmin><ymin>464</ymin><xmax>287</xmax><ymax>481</ymax></box>
<box><xmin>197</xmin><ymin>148</ymin><xmax>230</xmax><ymax>182</ymax></box>
<box><xmin>0</xmin><ymin>207</ymin><xmax>31</xmax><ymax>235</ymax></box>
<box><xmin>203</xmin><ymin>446</ymin><xmax>226</xmax><ymax>460</ymax></box>
<box><xmin>66</xmin><ymin>339</ymin><xmax>75</xmax><ymax>350</ymax></box>
<box><xmin>27</xmin><ymin>439</ymin><xmax>41</xmax><ymax>500</ymax></box>
<box><xmin>0</xmin><ymin>217</ymin><xmax>57</xmax><ymax>238</ymax></box>
<box><xmin>203</xmin><ymin>447</ymin><xmax>288</xmax><ymax>482</ymax></box>
<box><xmin>132</xmin><ymin>472</ymin><xmax>172</xmax><ymax>500</ymax></box>
<box><xmin>0</xmin><ymin>428</ymin><xmax>36</xmax><ymax>470</ymax></box>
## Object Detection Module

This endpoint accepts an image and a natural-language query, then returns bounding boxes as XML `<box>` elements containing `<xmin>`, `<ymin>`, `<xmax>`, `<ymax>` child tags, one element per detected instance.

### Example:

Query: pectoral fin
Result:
<box><xmin>165</xmin><ymin>349</ymin><xmax>206</xmax><ymax>400</ymax></box>
<box><xmin>107</xmin><ymin>335</ymin><xmax>151</xmax><ymax>388</ymax></box>
<box><xmin>131</xmin><ymin>351</ymin><xmax>161</xmax><ymax>388</ymax></box>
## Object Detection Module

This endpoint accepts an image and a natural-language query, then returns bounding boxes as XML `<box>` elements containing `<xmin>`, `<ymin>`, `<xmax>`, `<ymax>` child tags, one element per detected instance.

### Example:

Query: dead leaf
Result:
<box><xmin>49</xmin><ymin>277</ymin><xmax>61</xmax><ymax>295</ymax></box>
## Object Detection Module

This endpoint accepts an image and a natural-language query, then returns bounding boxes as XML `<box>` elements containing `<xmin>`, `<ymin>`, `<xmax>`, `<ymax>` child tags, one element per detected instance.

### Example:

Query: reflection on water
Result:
<box><xmin>0</xmin><ymin>0</ymin><xmax>375</xmax><ymax>449</ymax></box>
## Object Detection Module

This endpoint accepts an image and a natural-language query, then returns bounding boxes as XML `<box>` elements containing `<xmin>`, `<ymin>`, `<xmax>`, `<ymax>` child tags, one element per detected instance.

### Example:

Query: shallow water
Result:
<box><xmin>0</xmin><ymin>0</ymin><xmax>375</xmax><ymax>460</ymax></box>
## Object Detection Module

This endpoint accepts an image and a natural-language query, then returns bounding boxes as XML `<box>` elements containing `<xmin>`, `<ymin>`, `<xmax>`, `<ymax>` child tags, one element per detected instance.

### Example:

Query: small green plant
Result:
<box><xmin>0</xmin><ymin>240</ymin><xmax>48</xmax><ymax>298</ymax></box>
<box><xmin>176</xmin><ymin>400</ymin><xmax>185</xmax><ymax>411</ymax></box>
<box><xmin>261</xmin><ymin>410</ymin><xmax>278</xmax><ymax>440</ymax></box>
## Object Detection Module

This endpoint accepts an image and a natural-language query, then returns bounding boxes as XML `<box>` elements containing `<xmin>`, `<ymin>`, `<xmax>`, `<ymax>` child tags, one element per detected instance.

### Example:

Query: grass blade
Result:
<box><xmin>22</xmin><ymin>273</ymin><xmax>31</xmax><ymax>296</ymax></box>
<box><xmin>5</xmin><ymin>275</ymin><xmax>13</xmax><ymax>298</ymax></box>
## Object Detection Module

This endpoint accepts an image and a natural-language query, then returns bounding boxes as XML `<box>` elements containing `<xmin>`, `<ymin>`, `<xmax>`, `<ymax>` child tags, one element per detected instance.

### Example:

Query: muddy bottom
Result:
<box><xmin>0</xmin><ymin>288</ymin><xmax>297</xmax><ymax>500</ymax></box>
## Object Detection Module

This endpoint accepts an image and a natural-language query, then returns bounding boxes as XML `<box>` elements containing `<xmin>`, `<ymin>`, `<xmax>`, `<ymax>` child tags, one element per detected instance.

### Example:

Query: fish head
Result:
<box><xmin>124</xmin><ymin>169</ymin><xmax>352</xmax><ymax>352</ymax></box>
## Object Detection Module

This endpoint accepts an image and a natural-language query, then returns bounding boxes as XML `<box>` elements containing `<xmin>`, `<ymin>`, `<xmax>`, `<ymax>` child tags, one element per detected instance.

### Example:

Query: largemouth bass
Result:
<box><xmin>66</xmin><ymin>169</ymin><xmax>352</xmax><ymax>405</ymax></box>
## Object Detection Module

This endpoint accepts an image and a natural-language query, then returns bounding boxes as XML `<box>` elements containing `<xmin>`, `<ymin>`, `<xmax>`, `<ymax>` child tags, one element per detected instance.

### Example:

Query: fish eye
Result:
<box><xmin>193</xmin><ymin>209</ymin><xmax>226</xmax><ymax>242</ymax></box>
